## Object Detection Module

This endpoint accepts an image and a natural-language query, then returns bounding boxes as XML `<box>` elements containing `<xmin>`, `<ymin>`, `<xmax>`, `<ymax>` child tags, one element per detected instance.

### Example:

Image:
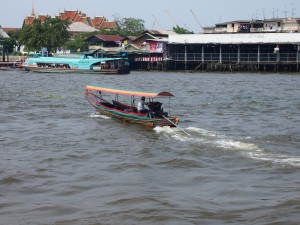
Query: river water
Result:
<box><xmin>1</xmin><ymin>70</ymin><xmax>300</xmax><ymax>225</ymax></box>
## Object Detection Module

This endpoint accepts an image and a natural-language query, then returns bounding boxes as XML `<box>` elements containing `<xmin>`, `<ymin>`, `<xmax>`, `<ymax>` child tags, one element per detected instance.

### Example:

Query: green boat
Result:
<box><xmin>85</xmin><ymin>84</ymin><xmax>179</xmax><ymax>128</ymax></box>
<box><xmin>22</xmin><ymin>55</ymin><xmax>130</xmax><ymax>74</ymax></box>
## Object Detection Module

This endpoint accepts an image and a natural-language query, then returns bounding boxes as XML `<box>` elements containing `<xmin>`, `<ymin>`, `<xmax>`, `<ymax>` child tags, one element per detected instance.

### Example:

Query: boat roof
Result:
<box><xmin>85</xmin><ymin>85</ymin><xmax>175</xmax><ymax>97</ymax></box>
<box><xmin>26</xmin><ymin>57</ymin><xmax>124</xmax><ymax>64</ymax></box>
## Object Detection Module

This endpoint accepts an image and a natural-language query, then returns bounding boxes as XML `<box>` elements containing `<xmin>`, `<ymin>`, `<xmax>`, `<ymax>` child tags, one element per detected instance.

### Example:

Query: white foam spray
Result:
<box><xmin>154</xmin><ymin>126</ymin><xmax>300</xmax><ymax>167</ymax></box>
<box><xmin>89</xmin><ymin>113</ymin><xmax>110</xmax><ymax>120</ymax></box>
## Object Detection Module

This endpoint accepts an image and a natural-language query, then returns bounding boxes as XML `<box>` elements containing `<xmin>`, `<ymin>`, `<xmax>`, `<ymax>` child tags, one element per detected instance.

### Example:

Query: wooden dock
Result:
<box><xmin>0</xmin><ymin>61</ymin><xmax>21</xmax><ymax>69</ymax></box>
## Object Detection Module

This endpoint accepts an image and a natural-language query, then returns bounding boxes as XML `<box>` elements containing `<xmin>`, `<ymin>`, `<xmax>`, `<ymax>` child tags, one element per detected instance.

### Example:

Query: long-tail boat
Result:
<box><xmin>85</xmin><ymin>84</ymin><xmax>179</xmax><ymax>128</ymax></box>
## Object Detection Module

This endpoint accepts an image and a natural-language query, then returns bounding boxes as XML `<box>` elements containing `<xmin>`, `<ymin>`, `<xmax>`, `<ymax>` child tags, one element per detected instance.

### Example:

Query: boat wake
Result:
<box><xmin>154</xmin><ymin>126</ymin><xmax>300</xmax><ymax>167</ymax></box>
<box><xmin>88</xmin><ymin>113</ymin><xmax>110</xmax><ymax>120</ymax></box>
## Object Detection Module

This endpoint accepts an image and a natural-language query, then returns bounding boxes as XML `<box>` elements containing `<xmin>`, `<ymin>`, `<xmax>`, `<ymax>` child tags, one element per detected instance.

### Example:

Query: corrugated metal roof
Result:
<box><xmin>168</xmin><ymin>33</ymin><xmax>300</xmax><ymax>44</ymax></box>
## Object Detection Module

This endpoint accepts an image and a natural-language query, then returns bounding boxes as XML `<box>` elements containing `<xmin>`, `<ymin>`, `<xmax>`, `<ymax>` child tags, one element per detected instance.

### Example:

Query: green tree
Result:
<box><xmin>19</xmin><ymin>19</ymin><xmax>43</xmax><ymax>52</ymax></box>
<box><xmin>19</xmin><ymin>17</ymin><xmax>70</xmax><ymax>53</ymax></box>
<box><xmin>64</xmin><ymin>34</ymin><xmax>89</xmax><ymax>52</ymax></box>
<box><xmin>118</xmin><ymin>17</ymin><xmax>145</xmax><ymax>36</ymax></box>
<box><xmin>42</xmin><ymin>17</ymin><xmax>70</xmax><ymax>53</ymax></box>
<box><xmin>173</xmin><ymin>25</ymin><xmax>194</xmax><ymax>34</ymax></box>
<box><xmin>6</xmin><ymin>30</ymin><xmax>21</xmax><ymax>52</ymax></box>
<box><xmin>2</xmin><ymin>38</ymin><xmax>17</xmax><ymax>53</ymax></box>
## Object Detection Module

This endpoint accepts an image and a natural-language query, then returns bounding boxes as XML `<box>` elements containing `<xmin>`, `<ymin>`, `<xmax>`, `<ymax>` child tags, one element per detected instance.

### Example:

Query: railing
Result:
<box><xmin>168</xmin><ymin>53</ymin><xmax>299</xmax><ymax>63</ymax></box>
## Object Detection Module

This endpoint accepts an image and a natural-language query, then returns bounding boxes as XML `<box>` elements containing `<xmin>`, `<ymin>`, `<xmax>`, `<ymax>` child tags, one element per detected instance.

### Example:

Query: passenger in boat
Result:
<box><xmin>137</xmin><ymin>96</ymin><xmax>149</xmax><ymax>114</ymax></box>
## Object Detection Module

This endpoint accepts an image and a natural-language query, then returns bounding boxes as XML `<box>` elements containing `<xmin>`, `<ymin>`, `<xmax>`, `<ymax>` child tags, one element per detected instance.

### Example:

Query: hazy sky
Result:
<box><xmin>0</xmin><ymin>0</ymin><xmax>299</xmax><ymax>32</ymax></box>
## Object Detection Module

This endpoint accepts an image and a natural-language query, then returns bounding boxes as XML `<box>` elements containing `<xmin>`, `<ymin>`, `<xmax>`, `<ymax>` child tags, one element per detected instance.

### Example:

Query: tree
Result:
<box><xmin>2</xmin><ymin>38</ymin><xmax>17</xmax><ymax>53</ymax></box>
<box><xmin>118</xmin><ymin>17</ymin><xmax>145</xmax><ymax>36</ymax></box>
<box><xmin>19</xmin><ymin>17</ymin><xmax>70</xmax><ymax>53</ymax></box>
<box><xmin>6</xmin><ymin>30</ymin><xmax>21</xmax><ymax>52</ymax></box>
<box><xmin>173</xmin><ymin>25</ymin><xmax>194</xmax><ymax>34</ymax></box>
<box><xmin>42</xmin><ymin>17</ymin><xmax>70</xmax><ymax>53</ymax></box>
<box><xmin>64</xmin><ymin>34</ymin><xmax>89</xmax><ymax>52</ymax></box>
<box><xmin>19</xmin><ymin>19</ymin><xmax>44</xmax><ymax>52</ymax></box>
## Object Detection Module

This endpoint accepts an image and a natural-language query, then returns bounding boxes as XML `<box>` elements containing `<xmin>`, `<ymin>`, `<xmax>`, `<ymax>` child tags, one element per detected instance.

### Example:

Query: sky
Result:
<box><xmin>0</xmin><ymin>0</ymin><xmax>299</xmax><ymax>33</ymax></box>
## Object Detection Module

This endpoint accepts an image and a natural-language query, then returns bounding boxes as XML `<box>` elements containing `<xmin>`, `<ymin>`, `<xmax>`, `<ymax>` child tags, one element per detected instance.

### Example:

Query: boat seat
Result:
<box><xmin>112</xmin><ymin>100</ymin><xmax>137</xmax><ymax>112</ymax></box>
<box><xmin>101</xmin><ymin>102</ymin><xmax>115</xmax><ymax>108</ymax></box>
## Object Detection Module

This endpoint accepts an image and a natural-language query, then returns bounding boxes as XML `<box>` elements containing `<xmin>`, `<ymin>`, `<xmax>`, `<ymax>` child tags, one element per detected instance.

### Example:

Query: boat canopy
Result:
<box><xmin>85</xmin><ymin>85</ymin><xmax>175</xmax><ymax>97</ymax></box>
<box><xmin>26</xmin><ymin>57</ymin><xmax>124</xmax><ymax>64</ymax></box>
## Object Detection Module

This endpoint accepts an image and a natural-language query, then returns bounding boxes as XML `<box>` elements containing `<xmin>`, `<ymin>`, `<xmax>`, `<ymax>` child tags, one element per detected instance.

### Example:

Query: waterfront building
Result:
<box><xmin>86</xmin><ymin>35</ymin><xmax>123</xmax><ymax>48</ymax></box>
<box><xmin>262</xmin><ymin>18</ymin><xmax>282</xmax><ymax>32</ymax></box>
<box><xmin>282</xmin><ymin>17</ymin><xmax>300</xmax><ymax>32</ymax></box>
<box><xmin>203</xmin><ymin>18</ymin><xmax>300</xmax><ymax>34</ymax></box>
<box><xmin>81</xmin><ymin>30</ymin><xmax>175</xmax><ymax>70</ymax></box>
<box><xmin>119</xmin><ymin>30</ymin><xmax>176</xmax><ymax>70</ymax></box>
<box><xmin>165</xmin><ymin>33</ymin><xmax>300</xmax><ymax>72</ymax></box>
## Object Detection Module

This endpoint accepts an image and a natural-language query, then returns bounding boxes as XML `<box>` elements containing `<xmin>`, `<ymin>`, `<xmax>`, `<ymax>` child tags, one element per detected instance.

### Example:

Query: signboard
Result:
<box><xmin>40</xmin><ymin>47</ymin><xmax>48</xmax><ymax>57</ymax></box>
<box><xmin>150</xmin><ymin>42</ymin><xmax>164</xmax><ymax>53</ymax></box>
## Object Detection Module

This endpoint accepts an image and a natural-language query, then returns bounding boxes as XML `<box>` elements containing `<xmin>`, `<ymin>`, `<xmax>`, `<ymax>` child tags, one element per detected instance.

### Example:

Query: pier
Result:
<box><xmin>165</xmin><ymin>33</ymin><xmax>300</xmax><ymax>72</ymax></box>
<box><xmin>0</xmin><ymin>56</ymin><xmax>23</xmax><ymax>69</ymax></box>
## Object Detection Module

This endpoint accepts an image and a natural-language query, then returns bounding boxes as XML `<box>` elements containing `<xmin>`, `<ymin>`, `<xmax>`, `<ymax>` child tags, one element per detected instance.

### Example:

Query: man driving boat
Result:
<box><xmin>137</xmin><ymin>96</ymin><xmax>149</xmax><ymax>113</ymax></box>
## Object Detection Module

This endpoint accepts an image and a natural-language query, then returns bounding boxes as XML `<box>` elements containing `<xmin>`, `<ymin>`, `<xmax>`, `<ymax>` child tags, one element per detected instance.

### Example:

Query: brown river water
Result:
<box><xmin>1</xmin><ymin>70</ymin><xmax>300</xmax><ymax>224</ymax></box>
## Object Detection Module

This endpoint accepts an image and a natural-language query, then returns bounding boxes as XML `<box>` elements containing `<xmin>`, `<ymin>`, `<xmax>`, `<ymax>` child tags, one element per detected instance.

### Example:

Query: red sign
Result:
<box><xmin>150</xmin><ymin>42</ymin><xmax>164</xmax><ymax>53</ymax></box>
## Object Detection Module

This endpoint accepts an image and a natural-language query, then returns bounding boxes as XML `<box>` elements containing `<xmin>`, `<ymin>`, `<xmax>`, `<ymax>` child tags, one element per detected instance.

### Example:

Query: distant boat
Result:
<box><xmin>85</xmin><ymin>84</ymin><xmax>180</xmax><ymax>128</ymax></box>
<box><xmin>22</xmin><ymin>55</ymin><xmax>130</xmax><ymax>74</ymax></box>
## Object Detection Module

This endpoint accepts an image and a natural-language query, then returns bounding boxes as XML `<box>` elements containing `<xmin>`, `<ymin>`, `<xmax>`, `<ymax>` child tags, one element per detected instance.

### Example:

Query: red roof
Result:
<box><xmin>38</xmin><ymin>15</ymin><xmax>47</xmax><ymax>22</ymax></box>
<box><xmin>25</xmin><ymin>16</ymin><xmax>35</xmax><ymax>25</ymax></box>
<box><xmin>73</xmin><ymin>14</ymin><xmax>81</xmax><ymax>22</ymax></box>
<box><xmin>65</xmin><ymin>11</ymin><xmax>77</xmax><ymax>20</ymax></box>
<box><xmin>91</xmin><ymin>16</ymin><xmax>106</xmax><ymax>27</ymax></box>
<box><xmin>59</xmin><ymin>12</ymin><xmax>67</xmax><ymax>20</ymax></box>
<box><xmin>93</xmin><ymin>34</ymin><xmax>123</xmax><ymax>42</ymax></box>
<box><xmin>22</xmin><ymin>10</ymin><xmax>116</xmax><ymax>30</ymax></box>
<box><xmin>99</xmin><ymin>21</ymin><xmax>118</xmax><ymax>29</ymax></box>
<box><xmin>2</xmin><ymin>28</ymin><xmax>20</xmax><ymax>32</ymax></box>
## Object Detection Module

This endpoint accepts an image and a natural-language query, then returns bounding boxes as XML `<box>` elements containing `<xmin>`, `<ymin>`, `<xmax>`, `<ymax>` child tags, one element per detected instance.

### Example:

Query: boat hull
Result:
<box><xmin>85</xmin><ymin>92</ymin><xmax>178</xmax><ymax>128</ymax></box>
<box><xmin>23</xmin><ymin>66</ymin><xmax>130</xmax><ymax>74</ymax></box>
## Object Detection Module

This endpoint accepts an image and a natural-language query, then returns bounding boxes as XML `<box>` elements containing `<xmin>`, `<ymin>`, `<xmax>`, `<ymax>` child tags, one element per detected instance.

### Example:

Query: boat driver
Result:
<box><xmin>137</xmin><ymin>96</ymin><xmax>149</xmax><ymax>114</ymax></box>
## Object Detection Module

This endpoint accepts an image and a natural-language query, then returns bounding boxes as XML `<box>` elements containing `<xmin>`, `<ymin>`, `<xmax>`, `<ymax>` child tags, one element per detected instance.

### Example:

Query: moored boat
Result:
<box><xmin>22</xmin><ymin>55</ymin><xmax>130</xmax><ymax>74</ymax></box>
<box><xmin>85</xmin><ymin>84</ymin><xmax>179</xmax><ymax>128</ymax></box>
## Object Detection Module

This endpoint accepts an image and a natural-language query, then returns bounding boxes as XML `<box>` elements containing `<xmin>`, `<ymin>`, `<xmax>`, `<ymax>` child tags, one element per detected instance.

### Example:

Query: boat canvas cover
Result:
<box><xmin>86</xmin><ymin>85</ymin><xmax>174</xmax><ymax>97</ymax></box>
